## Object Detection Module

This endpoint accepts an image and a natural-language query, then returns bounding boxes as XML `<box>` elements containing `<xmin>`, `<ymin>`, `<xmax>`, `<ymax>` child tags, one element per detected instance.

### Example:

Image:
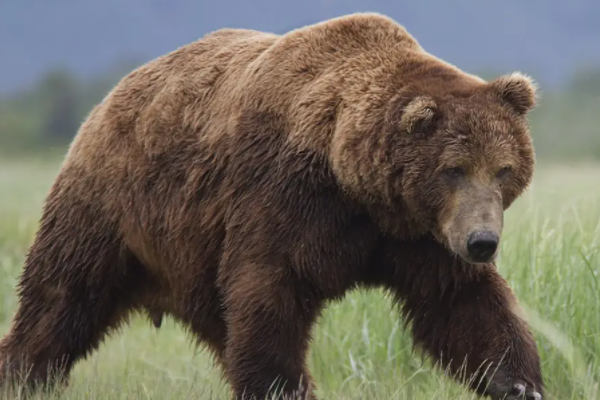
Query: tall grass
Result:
<box><xmin>0</xmin><ymin>159</ymin><xmax>598</xmax><ymax>399</ymax></box>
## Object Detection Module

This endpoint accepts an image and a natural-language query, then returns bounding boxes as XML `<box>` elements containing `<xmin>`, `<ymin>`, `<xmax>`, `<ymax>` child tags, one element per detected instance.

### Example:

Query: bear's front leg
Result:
<box><xmin>220</xmin><ymin>263</ymin><xmax>321</xmax><ymax>400</ymax></box>
<box><xmin>382</xmin><ymin>237</ymin><xmax>544</xmax><ymax>400</ymax></box>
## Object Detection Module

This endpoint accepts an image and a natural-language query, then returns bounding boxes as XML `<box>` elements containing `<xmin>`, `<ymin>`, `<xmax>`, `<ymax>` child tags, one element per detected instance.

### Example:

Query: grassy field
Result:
<box><xmin>0</xmin><ymin>158</ymin><xmax>599</xmax><ymax>399</ymax></box>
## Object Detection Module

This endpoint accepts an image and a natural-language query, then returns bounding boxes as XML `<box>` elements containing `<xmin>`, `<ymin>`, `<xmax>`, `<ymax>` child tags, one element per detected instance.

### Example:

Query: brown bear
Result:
<box><xmin>0</xmin><ymin>12</ymin><xmax>543</xmax><ymax>400</ymax></box>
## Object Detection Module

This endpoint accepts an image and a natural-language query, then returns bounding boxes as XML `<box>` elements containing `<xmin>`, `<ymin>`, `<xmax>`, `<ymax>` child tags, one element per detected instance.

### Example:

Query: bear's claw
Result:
<box><xmin>513</xmin><ymin>384</ymin><xmax>526</xmax><ymax>397</ymax></box>
<box><xmin>504</xmin><ymin>383</ymin><xmax>542</xmax><ymax>399</ymax></box>
<box><xmin>485</xmin><ymin>381</ymin><xmax>542</xmax><ymax>400</ymax></box>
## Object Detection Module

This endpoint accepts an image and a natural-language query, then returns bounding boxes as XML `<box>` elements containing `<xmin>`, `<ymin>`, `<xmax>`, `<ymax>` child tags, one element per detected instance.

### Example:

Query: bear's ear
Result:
<box><xmin>400</xmin><ymin>96</ymin><xmax>439</xmax><ymax>138</ymax></box>
<box><xmin>489</xmin><ymin>72</ymin><xmax>539</xmax><ymax>115</ymax></box>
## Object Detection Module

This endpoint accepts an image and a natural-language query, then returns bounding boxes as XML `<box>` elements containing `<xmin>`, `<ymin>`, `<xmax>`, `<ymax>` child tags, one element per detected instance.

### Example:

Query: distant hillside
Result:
<box><xmin>1</xmin><ymin>0</ymin><xmax>600</xmax><ymax>94</ymax></box>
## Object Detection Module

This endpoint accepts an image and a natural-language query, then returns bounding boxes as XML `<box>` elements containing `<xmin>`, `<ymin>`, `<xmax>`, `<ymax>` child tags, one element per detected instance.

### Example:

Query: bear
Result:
<box><xmin>0</xmin><ymin>12</ymin><xmax>544</xmax><ymax>400</ymax></box>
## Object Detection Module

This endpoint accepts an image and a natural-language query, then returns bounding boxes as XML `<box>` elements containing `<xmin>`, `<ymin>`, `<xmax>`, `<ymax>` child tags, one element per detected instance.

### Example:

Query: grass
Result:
<box><xmin>0</xmin><ymin>158</ymin><xmax>599</xmax><ymax>399</ymax></box>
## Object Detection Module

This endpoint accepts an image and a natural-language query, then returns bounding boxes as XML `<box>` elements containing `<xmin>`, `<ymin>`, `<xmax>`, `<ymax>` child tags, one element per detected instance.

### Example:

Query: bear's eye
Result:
<box><xmin>496</xmin><ymin>166</ymin><xmax>512</xmax><ymax>179</ymax></box>
<box><xmin>443</xmin><ymin>167</ymin><xmax>465</xmax><ymax>180</ymax></box>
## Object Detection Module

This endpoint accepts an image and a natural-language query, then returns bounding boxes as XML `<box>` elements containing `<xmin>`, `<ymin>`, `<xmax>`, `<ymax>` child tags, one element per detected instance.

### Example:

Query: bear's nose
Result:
<box><xmin>467</xmin><ymin>231</ymin><xmax>499</xmax><ymax>262</ymax></box>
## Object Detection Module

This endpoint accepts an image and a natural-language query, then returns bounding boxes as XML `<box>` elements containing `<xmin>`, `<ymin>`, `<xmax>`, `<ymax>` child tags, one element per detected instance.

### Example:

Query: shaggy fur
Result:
<box><xmin>0</xmin><ymin>13</ymin><xmax>543</xmax><ymax>400</ymax></box>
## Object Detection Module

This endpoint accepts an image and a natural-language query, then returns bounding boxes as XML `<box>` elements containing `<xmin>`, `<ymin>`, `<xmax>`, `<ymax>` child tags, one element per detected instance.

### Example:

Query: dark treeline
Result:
<box><xmin>1</xmin><ymin>61</ymin><xmax>599</xmax><ymax>161</ymax></box>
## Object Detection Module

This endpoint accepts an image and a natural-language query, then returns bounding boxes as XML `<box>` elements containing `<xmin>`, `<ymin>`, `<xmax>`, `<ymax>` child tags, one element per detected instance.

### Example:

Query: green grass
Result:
<box><xmin>1</xmin><ymin>158</ymin><xmax>599</xmax><ymax>399</ymax></box>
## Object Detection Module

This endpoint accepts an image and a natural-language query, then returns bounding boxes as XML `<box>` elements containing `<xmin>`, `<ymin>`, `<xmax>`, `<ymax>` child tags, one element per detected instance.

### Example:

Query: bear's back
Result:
<box><xmin>70</xmin><ymin>13</ymin><xmax>426</xmax><ymax>161</ymax></box>
<box><xmin>96</xmin><ymin>28</ymin><xmax>278</xmax><ymax>156</ymax></box>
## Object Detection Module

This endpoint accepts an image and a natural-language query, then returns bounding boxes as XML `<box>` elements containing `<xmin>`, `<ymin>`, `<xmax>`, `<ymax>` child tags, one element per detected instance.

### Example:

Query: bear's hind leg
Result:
<box><xmin>0</xmin><ymin>184</ymin><xmax>139</xmax><ymax>393</ymax></box>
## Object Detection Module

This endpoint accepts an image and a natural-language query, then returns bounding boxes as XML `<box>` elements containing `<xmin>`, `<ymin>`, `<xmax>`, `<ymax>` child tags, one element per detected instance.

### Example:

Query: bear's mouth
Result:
<box><xmin>461</xmin><ymin>247</ymin><xmax>499</xmax><ymax>265</ymax></box>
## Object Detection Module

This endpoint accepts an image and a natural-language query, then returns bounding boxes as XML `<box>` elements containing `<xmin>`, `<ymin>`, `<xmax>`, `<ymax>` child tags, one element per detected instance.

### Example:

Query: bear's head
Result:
<box><xmin>332</xmin><ymin>71</ymin><xmax>538</xmax><ymax>265</ymax></box>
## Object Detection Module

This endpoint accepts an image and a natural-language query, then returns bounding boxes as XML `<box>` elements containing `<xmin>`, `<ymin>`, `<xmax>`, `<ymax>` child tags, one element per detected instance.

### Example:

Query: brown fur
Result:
<box><xmin>0</xmin><ymin>13</ymin><xmax>543</xmax><ymax>400</ymax></box>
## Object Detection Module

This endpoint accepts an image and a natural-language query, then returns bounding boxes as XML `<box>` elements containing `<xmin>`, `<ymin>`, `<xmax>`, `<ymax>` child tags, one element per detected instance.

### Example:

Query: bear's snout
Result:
<box><xmin>466</xmin><ymin>230</ymin><xmax>499</xmax><ymax>263</ymax></box>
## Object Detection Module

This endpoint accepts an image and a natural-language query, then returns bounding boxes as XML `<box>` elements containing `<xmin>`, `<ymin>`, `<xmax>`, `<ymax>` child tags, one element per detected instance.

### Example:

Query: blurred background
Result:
<box><xmin>1</xmin><ymin>0</ymin><xmax>599</xmax><ymax>160</ymax></box>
